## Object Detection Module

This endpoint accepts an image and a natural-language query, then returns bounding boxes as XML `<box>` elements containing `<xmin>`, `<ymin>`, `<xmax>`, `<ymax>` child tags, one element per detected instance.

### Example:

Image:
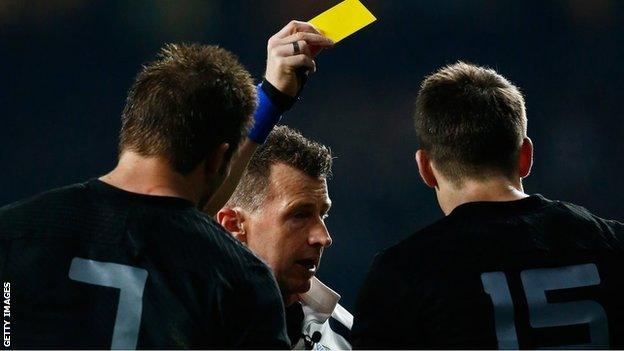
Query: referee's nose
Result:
<box><xmin>309</xmin><ymin>218</ymin><xmax>332</xmax><ymax>248</ymax></box>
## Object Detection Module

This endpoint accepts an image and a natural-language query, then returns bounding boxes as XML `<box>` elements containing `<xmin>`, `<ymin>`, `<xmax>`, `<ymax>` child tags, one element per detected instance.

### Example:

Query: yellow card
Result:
<box><xmin>309</xmin><ymin>0</ymin><xmax>377</xmax><ymax>43</ymax></box>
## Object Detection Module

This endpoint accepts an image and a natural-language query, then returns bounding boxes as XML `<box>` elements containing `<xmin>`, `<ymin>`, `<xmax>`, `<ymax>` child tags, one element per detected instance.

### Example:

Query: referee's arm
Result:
<box><xmin>203</xmin><ymin>20</ymin><xmax>333</xmax><ymax>216</ymax></box>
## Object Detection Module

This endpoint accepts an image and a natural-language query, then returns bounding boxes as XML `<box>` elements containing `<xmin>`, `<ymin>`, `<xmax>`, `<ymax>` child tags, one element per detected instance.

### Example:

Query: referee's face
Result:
<box><xmin>246</xmin><ymin>163</ymin><xmax>332</xmax><ymax>304</ymax></box>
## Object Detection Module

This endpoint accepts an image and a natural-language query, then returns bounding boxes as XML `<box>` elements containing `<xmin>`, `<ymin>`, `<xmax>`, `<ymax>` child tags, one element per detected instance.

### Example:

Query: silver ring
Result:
<box><xmin>292</xmin><ymin>41</ymin><xmax>300</xmax><ymax>55</ymax></box>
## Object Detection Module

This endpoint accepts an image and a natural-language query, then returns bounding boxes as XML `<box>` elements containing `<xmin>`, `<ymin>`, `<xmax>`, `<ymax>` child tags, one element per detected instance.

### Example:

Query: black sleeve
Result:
<box><xmin>261</xmin><ymin>78</ymin><xmax>297</xmax><ymax>111</ymax></box>
<box><xmin>225</xmin><ymin>262</ymin><xmax>290</xmax><ymax>349</ymax></box>
<box><xmin>352</xmin><ymin>251</ymin><xmax>420</xmax><ymax>349</ymax></box>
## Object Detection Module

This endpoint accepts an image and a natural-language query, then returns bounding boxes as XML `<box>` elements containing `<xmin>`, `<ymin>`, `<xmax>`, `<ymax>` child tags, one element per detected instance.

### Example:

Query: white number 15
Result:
<box><xmin>481</xmin><ymin>263</ymin><xmax>608</xmax><ymax>349</ymax></box>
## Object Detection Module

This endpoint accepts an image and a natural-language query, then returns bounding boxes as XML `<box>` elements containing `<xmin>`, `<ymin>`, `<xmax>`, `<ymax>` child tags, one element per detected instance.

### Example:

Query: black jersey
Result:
<box><xmin>0</xmin><ymin>179</ymin><xmax>289</xmax><ymax>349</ymax></box>
<box><xmin>352</xmin><ymin>195</ymin><xmax>624</xmax><ymax>349</ymax></box>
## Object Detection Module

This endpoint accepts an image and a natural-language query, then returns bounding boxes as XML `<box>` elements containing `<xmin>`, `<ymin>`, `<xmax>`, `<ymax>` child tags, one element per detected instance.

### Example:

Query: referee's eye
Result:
<box><xmin>293</xmin><ymin>211</ymin><xmax>311</xmax><ymax>219</ymax></box>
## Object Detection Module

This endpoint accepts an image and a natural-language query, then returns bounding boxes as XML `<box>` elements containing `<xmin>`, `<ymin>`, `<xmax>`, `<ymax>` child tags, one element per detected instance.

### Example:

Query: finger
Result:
<box><xmin>310</xmin><ymin>45</ymin><xmax>324</xmax><ymax>58</ymax></box>
<box><xmin>282</xmin><ymin>54</ymin><xmax>316</xmax><ymax>72</ymax></box>
<box><xmin>271</xmin><ymin>40</ymin><xmax>312</xmax><ymax>58</ymax></box>
<box><xmin>277</xmin><ymin>31</ymin><xmax>334</xmax><ymax>48</ymax></box>
<box><xmin>274</xmin><ymin>20</ymin><xmax>321</xmax><ymax>39</ymax></box>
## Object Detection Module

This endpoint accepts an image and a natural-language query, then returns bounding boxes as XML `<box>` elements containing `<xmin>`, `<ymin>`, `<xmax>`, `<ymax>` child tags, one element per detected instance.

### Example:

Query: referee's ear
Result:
<box><xmin>217</xmin><ymin>207</ymin><xmax>248</xmax><ymax>244</ymax></box>
<box><xmin>416</xmin><ymin>150</ymin><xmax>438</xmax><ymax>189</ymax></box>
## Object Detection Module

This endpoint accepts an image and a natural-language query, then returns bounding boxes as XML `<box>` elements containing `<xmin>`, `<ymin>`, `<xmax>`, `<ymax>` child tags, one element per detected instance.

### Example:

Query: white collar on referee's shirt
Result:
<box><xmin>294</xmin><ymin>278</ymin><xmax>353</xmax><ymax>350</ymax></box>
<box><xmin>299</xmin><ymin>277</ymin><xmax>353</xmax><ymax>329</ymax></box>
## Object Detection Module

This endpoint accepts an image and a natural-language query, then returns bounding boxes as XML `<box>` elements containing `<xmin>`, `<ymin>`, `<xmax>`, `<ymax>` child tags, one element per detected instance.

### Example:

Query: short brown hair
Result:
<box><xmin>227</xmin><ymin>125</ymin><xmax>332</xmax><ymax>211</ymax></box>
<box><xmin>414</xmin><ymin>61</ymin><xmax>527</xmax><ymax>184</ymax></box>
<box><xmin>119</xmin><ymin>43</ymin><xmax>256</xmax><ymax>174</ymax></box>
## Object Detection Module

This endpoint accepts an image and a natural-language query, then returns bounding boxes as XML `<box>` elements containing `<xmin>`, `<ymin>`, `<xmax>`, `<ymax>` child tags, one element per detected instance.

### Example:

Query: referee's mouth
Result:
<box><xmin>295</xmin><ymin>257</ymin><xmax>319</xmax><ymax>275</ymax></box>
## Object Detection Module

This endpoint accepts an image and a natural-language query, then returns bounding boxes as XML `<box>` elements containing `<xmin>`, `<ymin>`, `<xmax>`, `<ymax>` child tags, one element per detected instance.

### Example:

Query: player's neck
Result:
<box><xmin>437</xmin><ymin>176</ymin><xmax>528</xmax><ymax>215</ymax></box>
<box><xmin>100</xmin><ymin>151</ymin><xmax>203</xmax><ymax>204</ymax></box>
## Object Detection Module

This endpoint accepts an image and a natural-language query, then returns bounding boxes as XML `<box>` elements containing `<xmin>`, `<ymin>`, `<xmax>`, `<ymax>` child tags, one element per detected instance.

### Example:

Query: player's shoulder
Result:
<box><xmin>377</xmin><ymin>215</ymin><xmax>456</xmax><ymax>265</ymax></box>
<box><xmin>0</xmin><ymin>182</ymin><xmax>88</xmax><ymax>232</ymax></box>
<box><xmin>550</xmin><ymin>197</ymin><xmax>621</xmax><ymax>225</ymax></box>
<box><xmin>177</xmin><ymin>210</ymin><xmax>256</xmax><ymax>257</ymax></box>
<box><xmin>1</xmin><ymin>181</ymin><xmax>87</xmax><ymax>212</ymax></box>
<box><xmin>165</xmin><ymin>209</ymin><xmax>272</xmax><ymax>275</ymax></box>
<box><xmin>545</xmin><ymin>196</ymin><xmax>624</xmax><ymax>245</ymax></box>
<box><xmin>371</xmin><ymin>196</ymin><xmax>545</xmax><ymax>269</ymax></box>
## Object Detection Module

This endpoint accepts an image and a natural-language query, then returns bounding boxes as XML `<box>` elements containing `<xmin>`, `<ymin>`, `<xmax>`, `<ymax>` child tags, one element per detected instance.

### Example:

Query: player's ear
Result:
<box><xmin>205</xmin><ymin>142</ymin><xmax>230</xmax><ymax>177</ymax></box>
<box><xmin>216</xmin><ymin>207</ymin><xmax>247</xmax><ymax>244</ymax></box>
<box><xmin>416</xmin><ymin>149</ymin><xmax>438</xmax><ymax>188</ymax></box>
<box><xmin>518</xmin><ymin>137</ymin><xmax>533</xmax><ymax>178</ymax></box>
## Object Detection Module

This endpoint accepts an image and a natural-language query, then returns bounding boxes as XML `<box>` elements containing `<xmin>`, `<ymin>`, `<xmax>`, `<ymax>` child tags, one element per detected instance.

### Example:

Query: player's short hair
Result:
<box><xmin>119</xmin><ymin>43</ymin><xmax>256</xmax><ymax>174</ymax></box>
<box><xmin>227</xmin><ymin>125</ymin><xmax>332</xmax><ymax>211</ymax></box>
<box><xmin>414</xmin><ymin>61</ymin><xmax>527</xmax><ymax>184</ymax></box>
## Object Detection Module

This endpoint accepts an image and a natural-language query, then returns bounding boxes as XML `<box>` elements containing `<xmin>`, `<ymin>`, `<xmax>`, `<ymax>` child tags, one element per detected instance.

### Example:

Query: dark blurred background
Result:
<box><xmin>2</xmin><ymin>0</ymin><xmax>623</xmax><ymax>311</ymax></box>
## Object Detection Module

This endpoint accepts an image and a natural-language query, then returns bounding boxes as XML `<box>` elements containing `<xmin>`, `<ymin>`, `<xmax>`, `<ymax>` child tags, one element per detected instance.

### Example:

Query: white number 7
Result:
<box><xmin>69</xmin><ymin>257</ymin><xmax>148</xmax><ymax>350</ymax></box>
<box><xmin>481</xmin><ymin>263</ymin><xmax>608</xmax><ymax>349</ymax></box>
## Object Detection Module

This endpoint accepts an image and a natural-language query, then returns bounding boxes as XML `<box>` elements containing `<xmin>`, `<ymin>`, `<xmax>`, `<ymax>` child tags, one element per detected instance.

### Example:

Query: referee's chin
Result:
<box><xmin>282</xmin><ymin>276</ymin><xmax>313</xmax><ymax>303</ymax></box>
<box><xmin>297</xmin><ymin>278</ymin><xmax>312</xmax><ymax>294</ymax></box>
<box><xmin>284</xmin><ymin>281</ymin><xmax>312</xmax><ymax>307</ymax></box>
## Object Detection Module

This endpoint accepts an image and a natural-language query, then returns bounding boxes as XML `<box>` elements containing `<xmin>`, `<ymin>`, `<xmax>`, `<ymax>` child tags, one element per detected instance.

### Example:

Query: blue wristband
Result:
<box><xmin>248</xmin><ymin>83</ymin><xmax>284</xmax><ymax>144</ymax></box>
